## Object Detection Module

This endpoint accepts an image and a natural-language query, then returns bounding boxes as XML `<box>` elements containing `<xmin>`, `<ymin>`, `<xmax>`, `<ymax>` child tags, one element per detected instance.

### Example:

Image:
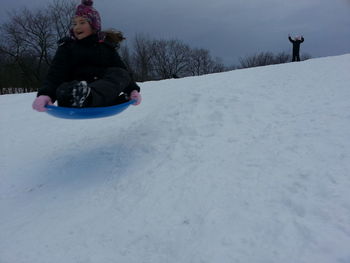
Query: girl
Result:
<box><xmin>32</xmin><ymin>0</ymin><xmax>141</xmax><ymax>112</ymax></box>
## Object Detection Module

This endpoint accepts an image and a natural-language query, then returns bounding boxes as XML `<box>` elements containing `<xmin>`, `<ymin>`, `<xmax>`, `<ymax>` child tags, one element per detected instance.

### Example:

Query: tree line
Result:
<box><xmin>0</xmin><ymin>0</ymin><xmax>75</xmax><ymax>94</ymax></box>
<box><xmin>238</xmin><ymin>51</ymin><xmax>311</xmax><ymax>69</ymax></box>
<box><xmin>119</xmin><ymin>35</ymin><xmax>226</xmax><ymax>82</ymax></box>
<box><xmin>0</xmin><ymin>0</ymin><xmax>311</xmax><ymax>95</ymax></box>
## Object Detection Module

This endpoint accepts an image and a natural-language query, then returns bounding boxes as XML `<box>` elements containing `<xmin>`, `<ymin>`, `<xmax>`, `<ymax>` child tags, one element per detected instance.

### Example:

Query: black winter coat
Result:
<box><xmin>38</xmin><ymin>34</ymin><xmax>140</xmax><ymax>101</ymax></box>
<box><xmin>288</xmin><ymin>36</ymin><xmax>304</xmax><ymax>54</ymax></box>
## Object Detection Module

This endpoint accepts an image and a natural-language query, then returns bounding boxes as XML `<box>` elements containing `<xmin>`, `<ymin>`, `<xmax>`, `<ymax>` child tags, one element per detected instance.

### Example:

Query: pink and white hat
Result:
<box><xmin>75</xmin><ymin>0</ymin><xmax>101</xmax><ymax>32</ymax></box>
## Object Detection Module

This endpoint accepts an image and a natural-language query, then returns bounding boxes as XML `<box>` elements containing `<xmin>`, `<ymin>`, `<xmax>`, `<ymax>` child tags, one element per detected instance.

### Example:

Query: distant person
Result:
<box><xmin>32</xmin><ymin>0</ymin><xmax>141</xmax><ymax>112</ymax></box>
<box><xmin>288</xmin><ymin>35</ymin><xmax>304</xmax><ymax>62</ymax></box>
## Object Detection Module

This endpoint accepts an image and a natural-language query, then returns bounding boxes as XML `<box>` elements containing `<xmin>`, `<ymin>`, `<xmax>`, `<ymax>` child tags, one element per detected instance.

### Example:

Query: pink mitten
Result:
<box><xmin>130</xmin><ymin>90</ymin><xmax>142</xmax><ymax>106</ymax></box>
<box><xmin>32</xmin><ymin>95</ymin><xmax>53</xmax><ymax>112</ymax></box>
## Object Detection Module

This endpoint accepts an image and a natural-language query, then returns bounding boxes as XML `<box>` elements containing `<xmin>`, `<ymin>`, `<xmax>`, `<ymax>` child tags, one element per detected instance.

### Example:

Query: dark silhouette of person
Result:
<box><xmin>288</xmin><ymin>35</ymin><xmax>304</xmax><ymax>62</ymax></box>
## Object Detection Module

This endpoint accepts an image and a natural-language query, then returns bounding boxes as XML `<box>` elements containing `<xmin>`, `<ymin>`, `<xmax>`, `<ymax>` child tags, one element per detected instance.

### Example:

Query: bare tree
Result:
<box><xmin>187</xmin><ymin>48</ymin><xmax>213</xmax><ymax>76</ymax></box>
<box><xmin>0</xmin><ymin>18</ymin><xmax>27</xmax><ymax>60</ymax></box>
<box><xmin>301</xmin><ymin>53</ymin><xmax>312</xmax><ymax>61</ymax></box>
<box><xmin>186</xmin><ymin>48</ymin><xmax>226</xmax><ymax>76</ymax></box>
<box><xmin>0</xmin><ymin>0</ymin><xmax>76</xmax><ymax>92</ymax></box>
<box><xmin>239</xmin><ymin>52</ymin><xmax>275</xmax><ymax>68</ymax></box>
<box><xmin>0</xmin><ymin>8</ymin><xmax>55</xmax><ymax>90</ymax></box>
<box><xmin>48</xmin><ymin>0</ymin><xmax>76</xmax><ymax>41</ymax></box>
<box><xmin>119</xmin><ymin>44</ymin><xmax>132</xmax><ymax>71</ymax></box>
<box><xmin>273</xmin><ymin>52</ymin><xmax>291</xmax><ymax>64</ymax></box>
<box><xmin>132</xmin><ymin>34</ymin><xmax>154</xmax><ymax>81</ymax></box>
<box><xmin>151</xmin><ymin>39</ymin><xmax>191</xmax><ymax>79</ymax></box>
<box><xmin>211</xmin><ymin>57</ymin><xmax>226</xmax><ymax>73</ymax></box>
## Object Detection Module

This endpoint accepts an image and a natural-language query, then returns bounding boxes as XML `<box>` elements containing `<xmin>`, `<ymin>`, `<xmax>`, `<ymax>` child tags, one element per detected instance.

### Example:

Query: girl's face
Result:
<box><xmin>72</xmin><ymin>16</ymin><xmax>94</xmax><ymax>40</ymax></box>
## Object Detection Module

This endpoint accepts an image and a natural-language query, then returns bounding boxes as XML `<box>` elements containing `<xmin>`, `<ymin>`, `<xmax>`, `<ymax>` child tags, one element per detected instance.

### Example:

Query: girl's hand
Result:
<box><xmin>130</xmin><ymin>90</ymin><xmax>142</xmax><ymax>106</ymax></box>
<box><xmin>32</xmin><ymin>95</ymin><xmax>53</xmax><ymax>112</ymax></box>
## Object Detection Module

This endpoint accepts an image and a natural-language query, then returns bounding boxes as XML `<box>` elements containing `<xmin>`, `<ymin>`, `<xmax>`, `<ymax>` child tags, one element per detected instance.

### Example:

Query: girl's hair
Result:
<box><xmin>103</xmin><ymin>29</ymin><xmax>126</xmax><ymax>44</ymax></box>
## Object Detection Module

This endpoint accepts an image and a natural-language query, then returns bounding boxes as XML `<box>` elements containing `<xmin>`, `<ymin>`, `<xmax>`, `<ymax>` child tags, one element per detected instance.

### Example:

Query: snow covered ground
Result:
<box><xmin>1</xmin><ymin>54</ymin><xmax>350</xmax><ymax>263</ymax></box>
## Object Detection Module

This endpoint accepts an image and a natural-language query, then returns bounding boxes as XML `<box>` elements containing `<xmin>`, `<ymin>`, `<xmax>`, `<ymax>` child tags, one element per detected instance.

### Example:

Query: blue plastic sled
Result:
<box><xmin>45</xmin><ymin>100</ymin><xmax>135</xmax><ymax>119</ymax></box>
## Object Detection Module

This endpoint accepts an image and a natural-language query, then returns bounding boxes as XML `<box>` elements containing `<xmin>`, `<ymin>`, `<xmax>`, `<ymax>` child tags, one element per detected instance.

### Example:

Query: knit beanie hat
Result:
<box><xmin>75</xmin><ymin>0</ymin><xmax>101</xmax><ymax>32</ymax></box>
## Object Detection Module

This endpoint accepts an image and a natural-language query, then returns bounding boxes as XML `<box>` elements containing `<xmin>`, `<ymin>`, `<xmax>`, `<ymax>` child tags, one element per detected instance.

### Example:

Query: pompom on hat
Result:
<box><xmin>74</xmin><ymin>0</ymin><xmax>101</xmax><ymax>32</ymax></box>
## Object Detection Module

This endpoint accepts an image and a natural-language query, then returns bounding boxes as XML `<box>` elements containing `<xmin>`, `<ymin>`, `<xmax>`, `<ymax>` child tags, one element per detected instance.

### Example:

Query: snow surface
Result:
<box><xmin>1</xmin><ymin>54</ymin><xmax>350</xmax><ymax>263</ymax></box>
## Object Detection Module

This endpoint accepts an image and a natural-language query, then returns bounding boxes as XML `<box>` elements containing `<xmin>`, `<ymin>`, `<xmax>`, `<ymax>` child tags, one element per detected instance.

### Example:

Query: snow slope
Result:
<box><xmin>1</xmin><ymin>54</ymin><xmax>350</xmax><ymax>263</ymax></box>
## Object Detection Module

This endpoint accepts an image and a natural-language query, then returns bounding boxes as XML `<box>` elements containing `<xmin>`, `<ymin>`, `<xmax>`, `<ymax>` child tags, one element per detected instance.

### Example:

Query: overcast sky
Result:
<box><xmin>1</xmin><ymin>0</ymin><xmax>350</xmax><ymax>65</ymax></box>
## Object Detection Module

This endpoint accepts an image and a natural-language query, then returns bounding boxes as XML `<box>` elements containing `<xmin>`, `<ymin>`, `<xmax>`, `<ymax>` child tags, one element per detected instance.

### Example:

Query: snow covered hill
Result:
<box><xmin>1</xmin><ymin>54</ymin><xmax>350</xmax><ymax>263</ymax></box>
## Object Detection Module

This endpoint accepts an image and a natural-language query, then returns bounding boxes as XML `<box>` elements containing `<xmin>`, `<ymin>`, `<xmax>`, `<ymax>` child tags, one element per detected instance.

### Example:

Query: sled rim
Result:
<box><xmin>45</xmin><ymin>100</ymin><xmax>135</xmax><ymax>119</ymax></box>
